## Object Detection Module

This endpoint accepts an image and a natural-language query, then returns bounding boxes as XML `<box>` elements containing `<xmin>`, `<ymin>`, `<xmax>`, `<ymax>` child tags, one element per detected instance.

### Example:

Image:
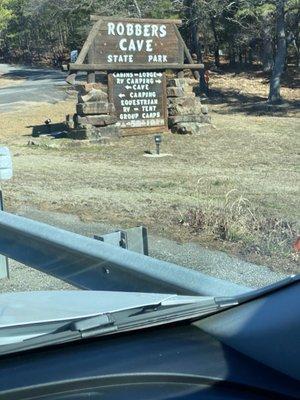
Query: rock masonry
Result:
<box><xmin>166</xmin><ymin>77</ymin><xmax>211</xmax><ymax>135</ymax></box>
<box><xmin>66</xmin><ymin>78</ymin><xmax>122</xmax><ymax>141</ymax></box>
<box><xmin>66</xmin><ymin>75</ymin><xmax>211</xmax><ymax>141</ymax></box>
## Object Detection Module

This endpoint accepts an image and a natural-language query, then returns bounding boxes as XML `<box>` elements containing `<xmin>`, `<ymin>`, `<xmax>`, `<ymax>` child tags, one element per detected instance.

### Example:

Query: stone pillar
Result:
<box><xmin>67</xmin><ymin>79</ymin><xmax>122</xmax><ymax>141</ymax></box>
<box><xmin>167</xmin><ymin>77</ymin><xmax>211</xmax><ymax>135</ymax></box>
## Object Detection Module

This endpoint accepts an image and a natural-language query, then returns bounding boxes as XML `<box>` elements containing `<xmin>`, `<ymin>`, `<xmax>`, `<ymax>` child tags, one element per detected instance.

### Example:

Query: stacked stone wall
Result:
<box><xmin>66</xmin><ymin>74</ymin><xmax>211</xmax><ymax>140</ymax></box>
<box><xmin>67</xmin><ymin>80</ymin><xmax>121</xmax><ymax>141</ymax></box>
<box><xmin>166</xmin><ymin>77</ymin><xmax>211</xmax><ymax>135</ymax></box>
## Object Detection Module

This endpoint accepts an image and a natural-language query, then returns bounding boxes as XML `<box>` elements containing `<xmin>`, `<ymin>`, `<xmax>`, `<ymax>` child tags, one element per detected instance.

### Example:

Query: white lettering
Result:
<box><xmin>129</xmin><ymin>91</ymin><xmax>156</xmax><ymax>98</ymax></box>
<box><xmin>107</xmin><ymin>22</ymin><xmax>115</xmax><ymax>35</ymax></box>
<box><xmin>119</xmin><ymin>38</ymin><xmax>127</xmax><ymax>51</ymax></box>
<box><xmin>144</xmin><ymin>24</ymin><xmax>151</xmax><ymax>37</ymax></box>
<box><xmin>116</xmin><ymin>23</ymin><xmax>125</xmax><ymax>35</ymax></box>
<box><xmin>108</xmin><ymin>54</ymin><xmax>134</xmax><ymax>63</ymax></box>
<box><xmin>137</xmin><ymin>39</ymin><xmax>144</xmax><ymax>51</ymax></box>
<box><xmin>120</xmin><ymin>98</ymin><xmax>158</xmax><ymax>106</ymax></box>
<box><xmin>107</xmin><ymin>23</ymin><xmax>168</xmax><ymax>38</ymax></box>
<box><xmin>135</xmin><ymin>24</ymin><xmax>142</xmax><ymax>36</ymax></box>
<box><xmin>142</xmin><ymin>105</ymin><xmax>157</xmax><ymax>112</ymax></box>
<box><xmin>127</xmin><ymin>23</ymin><xmax>134</xmax><ymax>36</ymax></box>
<box><xmin>159</xmin><ymin>25</ymin><xmax>167</xmax><ymax>37</ymax></box>
<box><xmin>151</xmin><ymin>25</ymin><xmax>159</xmax><ymax>37</ymax></box>
<box><xmin>148</xmin><ymin>54</ymin><xmax>168</xmax><ymax>62</ymax></box>
<box><xmin>132</xmin><ymin>84</ymin><xmax>149</xmax><ymax>90</ymax></box>
<box><xmin>142</xmin><ymin>112</ymin><xmax>161</xmax><ymax>119</ymax></box>
<box><xmin>146</xmin><ymin>40</ymin><xmax>153</xmax><ymax>52</ymax></box>
<box><xmin>120</xmin><ymin>113</ymin><xmax>139</xmax><ymax>120</ymax></box>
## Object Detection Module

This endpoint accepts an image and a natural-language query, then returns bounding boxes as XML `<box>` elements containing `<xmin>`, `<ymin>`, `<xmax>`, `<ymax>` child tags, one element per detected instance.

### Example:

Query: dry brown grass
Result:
<box><xmin>210</xmin><ymin>71</ymin><xmax>300</xmax><ymax>102</ymax></box>
<box><xmin>0</xmin><ymin>76</ymin><xmax>25</xmax><ymax>87</ymax></box>
<box><xmin>209</xmin><ymin>68</ymin><xmax>299</xmax><ymax>117</ymax></box>
<box><xmin>0</xmin><ymin>100</ymin><xmax>75</xmax><ymax>141</ymax></box>
<box><xmin>0</xmin><ymin>74</ymin><xmax>299</xmax><ymax>274</ymax></box>
<box><xmin>180</xmin><ymin>190</ymin><xmax>298</xmax><ymax>268</ymax></box>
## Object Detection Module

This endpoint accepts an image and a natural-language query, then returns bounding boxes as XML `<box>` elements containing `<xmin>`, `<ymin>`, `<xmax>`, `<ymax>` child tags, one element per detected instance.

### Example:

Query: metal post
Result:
<box><xmin>0</xmin><ymin>146</ymin><xmax>13</xmax><ymax>279</ymax></box>
<box><xmin>0</xmin><ymin>189</ymin><xmax>9</xmax><ymax>279</ymax></box>
<box><xmin>154</xmin><ymin>135</ymin><xmax>162</xmax><ymax>155</ymax></box>
<box><xmin>156</xmin><ymin>142</ymin><xmax>160</xmax><ymax>155</ymax></box>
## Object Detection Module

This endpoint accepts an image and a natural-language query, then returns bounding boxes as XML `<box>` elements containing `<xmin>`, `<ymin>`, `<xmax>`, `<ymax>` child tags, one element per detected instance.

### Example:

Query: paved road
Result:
<box><xmin>0</xmin><ymin>64</ymin><xmax>68</xmax><ymax>112</ymax></box>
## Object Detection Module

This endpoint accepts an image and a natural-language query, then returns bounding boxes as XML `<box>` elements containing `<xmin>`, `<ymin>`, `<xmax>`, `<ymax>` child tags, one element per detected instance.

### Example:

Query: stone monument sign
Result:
<box><xmin>66</xmin><ymin>16</ymin><xmax>210</xmax><ymax>140</ymax></box>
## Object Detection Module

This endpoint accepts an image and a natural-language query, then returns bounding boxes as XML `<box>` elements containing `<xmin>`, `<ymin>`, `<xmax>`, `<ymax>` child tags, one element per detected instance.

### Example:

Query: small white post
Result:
<box><xmin>0</xmin><ymin>147</ymin><xmax>13</xmax><ymax>279</ymax></box>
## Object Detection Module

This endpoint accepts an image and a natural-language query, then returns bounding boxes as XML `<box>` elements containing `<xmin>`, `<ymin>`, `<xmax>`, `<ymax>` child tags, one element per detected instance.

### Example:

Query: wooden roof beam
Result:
<box><xmin>69</xmin><ymin>63</ymin><xmax>204</xmax><ymax>72</ymax></box>
<box><xmin>90</xmin><ymin>15</ymin><xmax>182</xmax><ymax>26</ymax></box>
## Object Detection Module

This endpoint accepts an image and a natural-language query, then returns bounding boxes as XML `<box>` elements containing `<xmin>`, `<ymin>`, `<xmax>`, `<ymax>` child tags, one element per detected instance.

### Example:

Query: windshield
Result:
<box><xmin>0</xmin><ymin>0</ymin><xmax>299</xmax><ymax>346</ymax></box>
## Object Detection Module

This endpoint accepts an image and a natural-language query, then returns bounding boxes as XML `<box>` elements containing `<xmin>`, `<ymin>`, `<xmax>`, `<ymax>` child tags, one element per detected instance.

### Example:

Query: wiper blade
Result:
<box><xmin>70</xmin><ymin>314</ymin><xmax>117</xmax><ymax>338</ymax></box>
<box><xmin>0</xmin><ymin>314</ymin><xmax>118</xmax><ymax>356</ymax></box>
<box><xmin>0</xmin><ymin>297</ymin><xmax>237</xmax><ymax>356</ymax></box>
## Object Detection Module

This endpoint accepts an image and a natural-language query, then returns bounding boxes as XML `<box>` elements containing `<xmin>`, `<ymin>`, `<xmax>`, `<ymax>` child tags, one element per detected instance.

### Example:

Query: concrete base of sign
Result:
<box><xmin>172</xmin><ymin>123</ymin><xmax>213</xmax><ymax>135</ymax></box>
<box><xmin>67</xmin><ymin>124</ymin><xmax>121</xmax><ymax>141</ymax></box>
<box><xmin>143</xmin><ymin>153</ymin><xmax>173</xmax><ymax>158</ymax></box>
<box><xmin>168</xmin><ymin>114</ymin><xmax>211</xmax><ymax>126</ymax></box>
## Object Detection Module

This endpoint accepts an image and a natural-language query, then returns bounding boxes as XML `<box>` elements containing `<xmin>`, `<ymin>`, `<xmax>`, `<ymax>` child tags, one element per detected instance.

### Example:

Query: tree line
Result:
<box><xmin>0</xmin><ymin>0</ymin><xmax>299</xmax><ymax>102</ymax></box>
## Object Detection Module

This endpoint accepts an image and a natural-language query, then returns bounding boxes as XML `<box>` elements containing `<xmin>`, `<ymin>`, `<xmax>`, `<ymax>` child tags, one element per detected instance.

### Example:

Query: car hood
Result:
<box><xmin>0</xmin><ymin>290</ymin><xmax>204</xmax><ymax>328</ymax></box>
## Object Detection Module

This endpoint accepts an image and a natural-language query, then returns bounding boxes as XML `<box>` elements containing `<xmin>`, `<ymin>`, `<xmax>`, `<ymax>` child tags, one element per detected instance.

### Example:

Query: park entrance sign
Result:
<box><xmin>67</xmin><ymin>15</ymin><xmax>205</xmax><ymax>138</ymax></box>
<box><xmin>91</xmin><ymin>19</ymin><xmax>184</xmax><ymax>66</ymax></box>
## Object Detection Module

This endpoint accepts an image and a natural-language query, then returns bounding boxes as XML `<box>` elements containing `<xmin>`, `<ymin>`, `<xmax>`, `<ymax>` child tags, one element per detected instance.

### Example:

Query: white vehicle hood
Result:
<box><xmin>0</xmin><ymin>290</ymin><xmax>204</xmax><ymax>328</ymax></box>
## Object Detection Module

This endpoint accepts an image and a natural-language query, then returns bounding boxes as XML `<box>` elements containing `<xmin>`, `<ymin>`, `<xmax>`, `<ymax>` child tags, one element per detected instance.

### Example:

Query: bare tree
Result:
<box><xmin>261</xmin><ymin>10</ymin><xmax>274</xmax><ymax>72</ymax></box>
<box><xmin>268</xmin><ymin>0</ymin><xmax>287</xmax><ymax>103</ymax></box>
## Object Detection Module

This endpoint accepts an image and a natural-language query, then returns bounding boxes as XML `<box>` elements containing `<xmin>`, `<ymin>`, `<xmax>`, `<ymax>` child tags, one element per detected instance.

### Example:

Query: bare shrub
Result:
<box><xmin>179</xmin><ymin>189</ymin><xmax>298</xmax><ymax>260</ymax></box>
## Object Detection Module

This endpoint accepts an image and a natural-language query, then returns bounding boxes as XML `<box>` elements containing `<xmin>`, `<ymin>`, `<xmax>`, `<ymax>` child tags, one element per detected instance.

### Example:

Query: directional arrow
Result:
<box><xmin>156</xmin><ymin>73</ymin><xmax>162</xmax><ymax>77</ymax></box>
<box><xmin>155</xmin><ymin>80</ymin><xmax>162</xmax><ymax>83</ymax></box>
<box><xmin>133</xmin><ymin>108</ymin><xmax>139</xmax><ymax>111</ymax></box>
<box><xmin>125</xmin><ymin>85</ymin><xmax>132</xmax><ymax>89</ymax></box>
<box><xmin>118</xmin><ymin>94</ymin><xmax>125</xmax><ymax>98</ymax></box>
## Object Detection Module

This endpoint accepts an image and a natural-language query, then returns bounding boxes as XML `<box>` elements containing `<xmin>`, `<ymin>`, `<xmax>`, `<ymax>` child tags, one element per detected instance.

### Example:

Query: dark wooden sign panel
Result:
<box><xmin>109</xmin><ymin>71</ymin><xmax>167</xmax><ymax>130</ymax></box>
<box><xmin>91</xmin><ymin>18</ymin><xmax>184</xmax><ymax>67</ymax></box>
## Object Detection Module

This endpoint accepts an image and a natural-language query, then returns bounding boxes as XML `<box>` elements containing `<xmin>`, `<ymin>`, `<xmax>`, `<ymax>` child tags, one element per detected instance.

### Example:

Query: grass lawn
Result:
<box><xmin>0</xmin><ymin>70</ymin><xmax>299</xmax><ymax>274</ymax></box>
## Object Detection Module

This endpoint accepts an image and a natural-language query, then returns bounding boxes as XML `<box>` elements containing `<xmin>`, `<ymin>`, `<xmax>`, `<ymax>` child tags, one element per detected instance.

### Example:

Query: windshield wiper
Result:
<box><xmin>0</xmin><ymin>297</ymin><xmax>237</xmax><ymax>356</ymax></box>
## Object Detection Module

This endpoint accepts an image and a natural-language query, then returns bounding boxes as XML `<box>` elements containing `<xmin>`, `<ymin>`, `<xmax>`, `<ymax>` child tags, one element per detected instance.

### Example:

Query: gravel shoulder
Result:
<box><xmin>0</xmin><ymin>207</ymin><xmax>287</xmax><ymax>293</ymax></box>
<box><xmin>1</xmin><ymin>260</ymin><xmax>77</xmax><ymax>293</ymax></box>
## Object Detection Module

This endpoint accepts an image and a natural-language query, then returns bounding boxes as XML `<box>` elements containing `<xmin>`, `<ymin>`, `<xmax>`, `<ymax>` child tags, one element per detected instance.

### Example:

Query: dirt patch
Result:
<box><xmin>0</xmin><ymin>72</ymin><xmax>299</xmax><ymax>275</ymax></box>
